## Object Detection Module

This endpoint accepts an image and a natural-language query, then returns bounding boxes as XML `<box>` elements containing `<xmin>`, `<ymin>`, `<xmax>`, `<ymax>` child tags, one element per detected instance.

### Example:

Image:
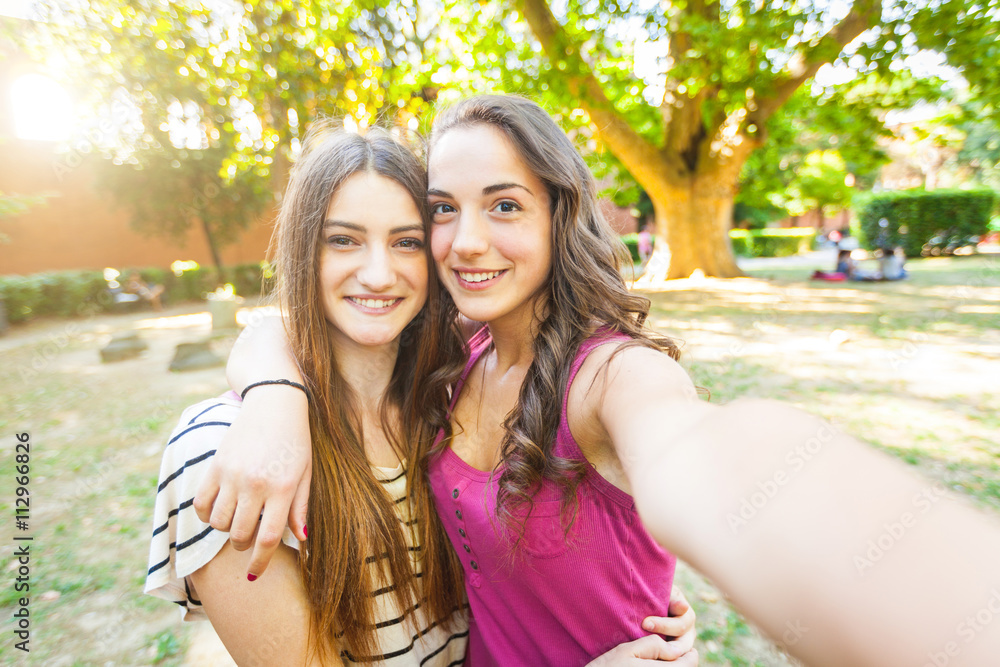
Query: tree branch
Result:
<box><xmin>515</xmin><ymin>0</ymin><xmax>674</xmax><ymax>185</ymax></box>
<box><xmin>751</xmin><ymin>0</ymin><xmax>883</xmax><ymax>125</ymax></box>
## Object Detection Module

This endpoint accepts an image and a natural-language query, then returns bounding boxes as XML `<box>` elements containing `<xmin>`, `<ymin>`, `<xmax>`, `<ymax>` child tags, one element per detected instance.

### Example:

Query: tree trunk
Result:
<box><xmin>199</xmin><ymin>215</ymin><xmax>226</xmax><ymax>286</ymax></box>
<box><xmin>636</xmin><ymin>174</ymin><xmax>743</xmax><ymax>283</ymax></box>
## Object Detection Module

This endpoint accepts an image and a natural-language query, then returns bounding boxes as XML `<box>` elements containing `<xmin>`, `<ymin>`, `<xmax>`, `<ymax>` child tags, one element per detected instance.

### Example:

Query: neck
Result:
<box><xmin>330</xmin><ymin>337</ymin><xmax>399</xmax><ymax>406</ymax></box>
<box><xmin>487</xmin><ymin>295</ymin><xmax>545</xmax><ymax>372</ymax></box>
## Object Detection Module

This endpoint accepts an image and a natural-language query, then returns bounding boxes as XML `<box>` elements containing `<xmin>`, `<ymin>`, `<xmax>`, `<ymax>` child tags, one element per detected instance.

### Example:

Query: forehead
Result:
<box><xmin>326</xmin><ymin>172</ymin><xmax>421</xmax><ymax>223</ymax></box>
<box><xmin>428</xmin><ymin>125</ymin><xmax>538</xmax><ymax>190</ymax></box>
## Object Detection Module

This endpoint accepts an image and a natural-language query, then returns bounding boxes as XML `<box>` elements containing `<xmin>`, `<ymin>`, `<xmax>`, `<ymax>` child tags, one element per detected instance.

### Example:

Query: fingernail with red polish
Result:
<box><xmin>247</xmin><ymin>573</ymin><xmax>258</xmax><ymax>582</ymax></box>
<box><xmin>303</xmin><ymin>525</ymin><xmax>308</xmax><ymax>538</ymax></box>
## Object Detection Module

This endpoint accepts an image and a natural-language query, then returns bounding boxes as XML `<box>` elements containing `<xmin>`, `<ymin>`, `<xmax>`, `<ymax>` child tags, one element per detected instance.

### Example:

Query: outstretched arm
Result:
<box><xmin>600</xmin><ymin>347</ymin><xmax>1000</xmax><ymax>667</ymax></box>
<box><xmin>194</xmin><ymin>315</ymin><xmax>313</xmax><ymax>579</ymax></box>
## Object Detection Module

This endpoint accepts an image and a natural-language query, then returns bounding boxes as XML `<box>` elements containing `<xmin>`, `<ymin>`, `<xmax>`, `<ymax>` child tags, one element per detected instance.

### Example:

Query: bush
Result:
<box><xmin>728</xmin><ymin>228</ymin><xmax>816</xmax><ymax>257</ymax></box>
<box><xmin>855</xmin><ymin>189</ymin><xmax>996</xmax><ymax>257</ymax></box>
<box><xmin>729</xmin><ymin>233</ymin><xmax>751</xmax><ymax>257</ymax></box>
<box><xmin>620</xmin><ymin>232</ymin><xmax>645</xmax><ymax>262</ymax></box>
<box><xmin>0</xmin><ymin>262</ymin><xmax>269</xmax><ymax>325</ymax></box>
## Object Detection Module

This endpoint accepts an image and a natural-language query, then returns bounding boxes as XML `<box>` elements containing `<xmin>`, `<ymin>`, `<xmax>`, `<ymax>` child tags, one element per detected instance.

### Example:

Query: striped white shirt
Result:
<box><xmin>145</xmin><ymin>394</ymin><xmax>468</xmax><ymax>666</ymax></box>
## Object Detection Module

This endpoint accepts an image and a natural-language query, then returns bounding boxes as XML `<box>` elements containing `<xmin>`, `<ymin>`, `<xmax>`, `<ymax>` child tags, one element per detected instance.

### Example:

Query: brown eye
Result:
<box><xmin>494</xmin><ymin>200</ymin><xmax>521</xmax><ymax>213</ymax></box>
<box><xmin>430</xmin><ymin>202</ymin><xmax>456</xmax><ymax>216</ymax></box>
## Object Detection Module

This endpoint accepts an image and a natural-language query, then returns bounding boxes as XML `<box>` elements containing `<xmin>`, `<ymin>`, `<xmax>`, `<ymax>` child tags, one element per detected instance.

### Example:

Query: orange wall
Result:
<box><xmin>0</xmin><ymin>138</ymin><xmax>275</xmax><ymax>276</ymax></box>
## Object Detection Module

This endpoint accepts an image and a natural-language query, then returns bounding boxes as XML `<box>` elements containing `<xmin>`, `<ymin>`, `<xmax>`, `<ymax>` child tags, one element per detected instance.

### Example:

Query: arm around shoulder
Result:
<box><xmin>193</xmin><ymin>312</ymin><xmax>313</xmax><ymax>576</ymax></box>
<box><xmin>227</xmin><ymin>313</ymin><xmax>303</xmax><ymax>393</ymax></box>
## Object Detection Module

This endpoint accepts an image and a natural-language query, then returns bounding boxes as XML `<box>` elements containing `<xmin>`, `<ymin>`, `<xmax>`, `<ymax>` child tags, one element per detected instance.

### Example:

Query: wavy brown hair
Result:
<box><xmin>273</xmin><ymin>125</ymin><xmax>464</xmax><ymax>662</ymax></box>
<box><xmin>426</xmin><ymin>95</ymin><xmax>681</xmax><ymax>540</ymax></box>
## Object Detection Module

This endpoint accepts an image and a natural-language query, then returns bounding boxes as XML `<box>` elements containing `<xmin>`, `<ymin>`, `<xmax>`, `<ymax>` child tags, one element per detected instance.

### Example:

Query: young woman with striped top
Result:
<box><xmin>145</xmin><ymin>128</ymin><xmax>468</xmax><ymax>666</ymax></box>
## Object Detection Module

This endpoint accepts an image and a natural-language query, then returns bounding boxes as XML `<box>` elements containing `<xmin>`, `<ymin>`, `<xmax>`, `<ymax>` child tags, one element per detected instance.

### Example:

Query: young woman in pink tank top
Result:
<box><xmin>200</xmin><ymin>94</ymin><xmax>1000</xmax><ymax>667</ymax></box>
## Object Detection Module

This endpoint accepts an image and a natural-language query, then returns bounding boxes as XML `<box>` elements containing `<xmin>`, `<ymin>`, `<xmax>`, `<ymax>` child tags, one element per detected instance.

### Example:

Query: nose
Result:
<box><xmin>450</xmin><ymin>211</ymin><xmax>490</xmax><ymax>258</ymax></box>
<box><xmin>356</xmin><ymin>246</ymin><xmax>397</xmax><ymax>292</ymax></box>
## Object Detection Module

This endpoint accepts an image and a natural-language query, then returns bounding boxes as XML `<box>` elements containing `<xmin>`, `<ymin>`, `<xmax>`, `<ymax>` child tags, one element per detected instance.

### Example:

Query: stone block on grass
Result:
<box><xmin>169</xmin><ymin>340</ymin><xmax>224</xmax><ymax>372</ymax></box>
<box><xmin>100</xmin><ymin>332</ymin><xmax>148</xmax><ymax>362</ymax></box>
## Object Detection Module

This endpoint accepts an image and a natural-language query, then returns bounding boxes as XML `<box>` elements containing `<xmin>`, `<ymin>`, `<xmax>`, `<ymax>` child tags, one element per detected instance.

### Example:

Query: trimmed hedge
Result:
<box><xmin>0</xmin><ymin>262</ymin><xmax>271</xmax><ymax>325</ymax></box>
<box><xmin>729</xmin><ymin>228</ymin><xmax>816</xmax><ymax>258</ymax></box>
<box><xmin>855</xmin><ymin>189</ymin><xmax>995</xmax><ymax>257</ymax></box>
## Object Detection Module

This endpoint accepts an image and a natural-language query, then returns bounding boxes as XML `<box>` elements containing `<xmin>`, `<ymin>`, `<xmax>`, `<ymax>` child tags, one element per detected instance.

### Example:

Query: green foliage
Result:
<box><xmin>620</xmin><ymin>232</ymin><xmax>654</xmax><ymax>262</ymax></box>
<box><xmin>0</xmin><ymin>191</ymin><xmax>50</xmax><ymax>220</ymax></box>
<box><xmin>737</xmin><ymin>87</ymin><xmax>891</xmax><ymax>219</ymax></box>
<box><xmin>953</xmin><ymin>104</ymin><xmax>1000</xmax><ymax>194</ymax></box>
<box><xmin>908</xmin><ymin>0</ymin><xmax>1000</xmax><ymax>123</ymax></box>
<box><xmin>0</xmin><ymin>263</ymin><xmax>270</xmax><ymax>324</ymax></box>
<box><xmin>732</xmin><ymin>201</ymin><xmax>784</xmax><ymax>230</ymax></box>
<box><xmin>774</xmin><ymin>150</ymin><xmax>854</xmax><ymax>217</ymax></box>
<box><xmin>0</xmin><ymin>191</ymin><xmax>52</xmax><ymax>244</ymax></box>
<box><xmin>729</xmin><ymin>228</ymin><xmax>817</xmax><ymax>258</ymax></box>
<box><xmin>855</xmin><ymin>189</ymin><xmax>996</xmax><ymax>257</ymax></box>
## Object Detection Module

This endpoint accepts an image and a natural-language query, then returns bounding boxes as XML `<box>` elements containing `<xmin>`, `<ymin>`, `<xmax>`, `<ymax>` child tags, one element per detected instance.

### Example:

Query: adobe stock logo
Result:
<box><xmin>924</xmin><ymin>588</ymin><xmax>1000</xmax><ymax>667</ymax></box>
<box><xmin>852</xmin><ymin>483</ymin><xmax>947</xmax><ymax>576</ymax></box>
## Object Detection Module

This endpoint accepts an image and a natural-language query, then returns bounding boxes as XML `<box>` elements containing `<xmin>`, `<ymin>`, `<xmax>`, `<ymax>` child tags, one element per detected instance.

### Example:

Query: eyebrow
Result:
<box><xmin>427</xmin><ymin>182</ymin><xmax>534</xmax><ymax>199</ymax></box>
<box><xmin>323</xmin><ymin>220</ymin><xmax>424</xmax><ymax>235</ymax></box>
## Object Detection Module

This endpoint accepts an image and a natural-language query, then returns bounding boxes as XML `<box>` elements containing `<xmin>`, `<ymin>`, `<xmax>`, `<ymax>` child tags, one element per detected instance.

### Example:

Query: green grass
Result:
<box><xmin>0</xmin><ymin>310</ymin><xmax>232</xmax><ymax>665</ymax></box>
<box><xmin>151</xmin><ymin>629</ymin><xmax>183</xmax><ymax>664</ymax></box>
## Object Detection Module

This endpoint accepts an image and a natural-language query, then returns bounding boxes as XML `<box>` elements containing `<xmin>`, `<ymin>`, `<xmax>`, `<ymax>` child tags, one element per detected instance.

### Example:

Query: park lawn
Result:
<box><xmin>0</xmin><ymin>252</ymin><xmax>996</xmax><ymax>666</ymax></box>
<box><xmin>0</xmin><ymin>308</ymin><xmax>235</xmax><ymax>666</ymax></box>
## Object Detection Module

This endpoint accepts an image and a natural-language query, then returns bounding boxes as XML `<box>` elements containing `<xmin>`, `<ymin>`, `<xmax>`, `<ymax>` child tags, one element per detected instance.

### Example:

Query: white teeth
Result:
<box><xmin>349</xmin><ymin>297</ymin><xmax>398</xmax><ymax>309</ymax></box>
<box><xmin>458</xmin><ymin>270</ymin><xmax>502</xmax><ymax>283</ymax></box>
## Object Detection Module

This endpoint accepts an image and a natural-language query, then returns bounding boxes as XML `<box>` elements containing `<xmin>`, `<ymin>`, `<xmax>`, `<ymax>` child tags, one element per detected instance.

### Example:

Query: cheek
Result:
<box><xmin>430</xmin><ymin>224</ymin><xmax>453</xmax><ymax>263</ymax></box>
<box><xmin>317</xmin><ymin>259</ymin><xmax>343</xmax><ymax>320</ymax></box>
<box><xmin>407</xmin><ymin>258</ymin><xmax>430</xmax><ymax>302</ymax></box>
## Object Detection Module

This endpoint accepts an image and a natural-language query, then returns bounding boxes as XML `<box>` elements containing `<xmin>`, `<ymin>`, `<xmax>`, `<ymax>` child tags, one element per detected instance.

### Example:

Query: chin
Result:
<box><xmin>353</xmin><ymin>328</ymin><xmax>404</xmax><ymax>347</ymax></box>
<box><xmin>450</xmin><ymin>301</ymin><xmax>503</xmax><ymax>325</ymax></box>
<box><xmin>331</xmin><ymin>321</ymin><xmax>406</xmax><ymax>349</ymax></box>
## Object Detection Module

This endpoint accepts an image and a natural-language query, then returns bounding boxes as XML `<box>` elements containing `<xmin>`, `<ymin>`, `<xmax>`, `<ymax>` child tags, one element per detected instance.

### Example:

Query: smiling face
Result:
<box><xmin>427</xmin><ymin>124</ymin><xmax>553</xmax><ymax>328</ymax></box>
<box><xmin>319</xmin><ymin>171</ymin><xmax>428</xmax><ymax>351</ymax></box>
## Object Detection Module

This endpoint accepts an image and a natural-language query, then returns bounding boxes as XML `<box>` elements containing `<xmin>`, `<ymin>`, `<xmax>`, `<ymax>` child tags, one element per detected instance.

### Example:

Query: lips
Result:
<box><xmin>453</xmin><ymin>268</ymin><xmax>508</xmax><ymax>290</ymax></box>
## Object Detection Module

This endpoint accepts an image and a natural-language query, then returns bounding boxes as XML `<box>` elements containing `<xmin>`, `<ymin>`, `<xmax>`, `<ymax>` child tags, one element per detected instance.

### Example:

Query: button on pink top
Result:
<box><xmin>429</xmin><ymin>327</ymin><xmax>676</xmax><ymax>666</ymax></box>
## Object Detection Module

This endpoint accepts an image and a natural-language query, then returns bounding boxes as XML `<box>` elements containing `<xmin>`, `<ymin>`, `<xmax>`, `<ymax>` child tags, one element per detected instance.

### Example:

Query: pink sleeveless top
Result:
<box><xmin>428</xmin><ymin>327</ymin><xmax>676</xmax><ymax>666</ymax></box>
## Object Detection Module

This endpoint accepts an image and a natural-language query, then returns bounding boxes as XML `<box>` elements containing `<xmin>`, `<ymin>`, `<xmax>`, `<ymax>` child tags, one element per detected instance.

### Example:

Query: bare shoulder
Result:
<box><xmin>569</xmin><ymin>340</ymin><xmax>697</xmax><ymax>442</ymax></box>
<box><xmin>576</xmin><ymin>340</ymin><xmax>696</xmax><ymax>400</ymax></box>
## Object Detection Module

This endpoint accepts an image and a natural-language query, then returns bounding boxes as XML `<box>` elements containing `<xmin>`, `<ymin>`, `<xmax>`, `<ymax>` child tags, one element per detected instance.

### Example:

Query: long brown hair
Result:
<box><xmin>273</xmin><ymin>124</ymin><xmax>464</xmax><ymax>661</ymax></box>
<box><xmin>427</xmin><ymin>95</ymin><xmax>681</xmax><ymax>537</ymax></box>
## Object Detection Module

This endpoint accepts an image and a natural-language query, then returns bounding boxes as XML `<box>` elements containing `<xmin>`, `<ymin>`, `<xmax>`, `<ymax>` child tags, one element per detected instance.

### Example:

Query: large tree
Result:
<box><xmin>488</xmin><ymin>0</ymin><xmax>997</xmax><ymax>279</ymax></box>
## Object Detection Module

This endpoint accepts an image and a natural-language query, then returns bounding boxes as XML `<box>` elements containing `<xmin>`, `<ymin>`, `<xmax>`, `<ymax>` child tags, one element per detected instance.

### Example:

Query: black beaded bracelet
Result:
<box><xmin>240</xmin><ymin>379</ymin><xmax>311</xmax><ymax>402</ymax></box>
